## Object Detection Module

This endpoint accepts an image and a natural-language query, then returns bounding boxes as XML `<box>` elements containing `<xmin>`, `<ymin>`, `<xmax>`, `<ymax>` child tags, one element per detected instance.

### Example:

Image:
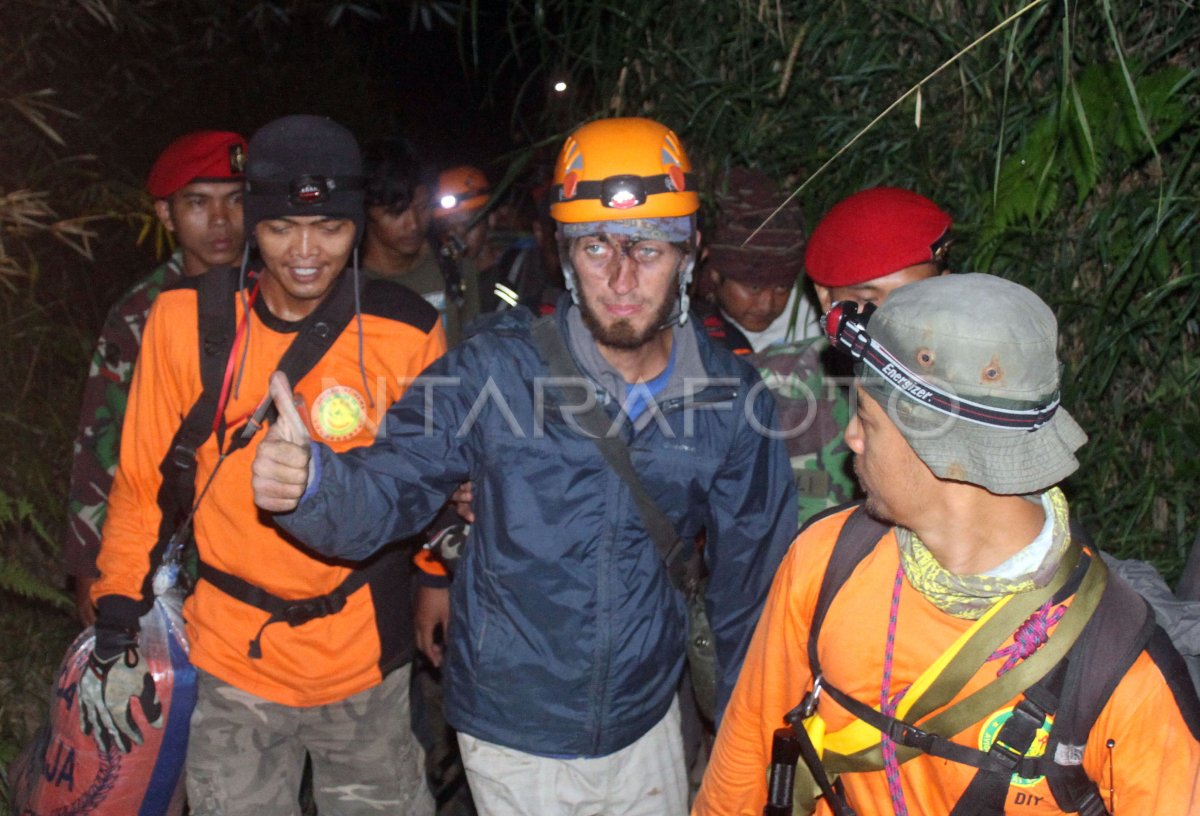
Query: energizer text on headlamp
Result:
<box><xmin>823</xmin><ymin>300</ymin><xmax>1061</xmax><ymax>432</ymax></box>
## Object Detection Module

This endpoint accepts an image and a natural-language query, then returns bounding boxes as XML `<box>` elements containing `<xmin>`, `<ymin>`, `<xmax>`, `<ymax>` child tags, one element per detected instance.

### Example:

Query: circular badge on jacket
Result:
<box><xmin>977</xmin><ymin>706</ymin><xmax>1053</xmax><ymax>788</ymax></box>
<box><xmin>311</xmin><ymin>385</ymin><xmax>368</xmax><ymax>442</ymax></box>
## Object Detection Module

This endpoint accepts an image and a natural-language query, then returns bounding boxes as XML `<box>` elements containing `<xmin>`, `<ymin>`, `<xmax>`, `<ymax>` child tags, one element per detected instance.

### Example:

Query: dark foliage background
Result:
<box><xmin>0</xmin><ymin>0</ymin><xmax>531</xmax><ymax>799</ymax></box>
<box><xmin>501</xmin><ymin>0</ymin><xmax>1198</xmax><ymax>574</ymax></box>
<box><xmin>1</xmin><ymin>0</ymin><xmax>1196</xmax><ymax>806</ymax></box>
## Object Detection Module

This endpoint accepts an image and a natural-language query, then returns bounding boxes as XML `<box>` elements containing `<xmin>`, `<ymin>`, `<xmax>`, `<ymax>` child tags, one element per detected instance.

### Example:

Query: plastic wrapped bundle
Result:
<box><xmin>10</xmin><ymin>589</ymin><xmax>195</xmax><ymax>815</ymax></box>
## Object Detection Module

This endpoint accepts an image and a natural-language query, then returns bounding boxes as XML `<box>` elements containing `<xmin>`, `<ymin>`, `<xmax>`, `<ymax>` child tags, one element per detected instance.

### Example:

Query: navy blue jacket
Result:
<box><xmin>278</xmin><ymin>303</ymin><xmax>797</xmax><ymax>756</ymax></box>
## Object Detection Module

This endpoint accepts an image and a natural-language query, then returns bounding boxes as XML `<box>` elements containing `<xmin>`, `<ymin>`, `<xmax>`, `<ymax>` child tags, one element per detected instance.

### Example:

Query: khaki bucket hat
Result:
<box><xmin>827</xmin><ymin>273</ymin><xmax>1087</xmax><ymax>494</ymax></box>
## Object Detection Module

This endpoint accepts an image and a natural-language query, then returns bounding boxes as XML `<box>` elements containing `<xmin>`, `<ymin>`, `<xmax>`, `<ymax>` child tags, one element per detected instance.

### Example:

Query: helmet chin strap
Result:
<box><xmin>656</xmin><ymin>252</ymin><xmax>694</xmax><ymax>330</ymax></box>
<box><xmin>559</xmin><ymin>244</ymin><xmax>582</xmax><ymax>305</ymax></box>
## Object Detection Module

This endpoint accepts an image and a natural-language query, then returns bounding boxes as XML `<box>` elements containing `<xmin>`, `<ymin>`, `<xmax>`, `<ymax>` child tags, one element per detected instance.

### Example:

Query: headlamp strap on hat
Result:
<box><xmin>247</xmin><ymin>175</ymin><xmax>365</xmax><ymax>207</ymax></box>
<box><xmin>823</xmin><ymin>301</ymin><xmax>1060</xmax><ymax>432</ymax></box>
<box><xmin>553</xmin><ymin>172</ymin><xmax>696</xmax><ymax>210</ymax></box>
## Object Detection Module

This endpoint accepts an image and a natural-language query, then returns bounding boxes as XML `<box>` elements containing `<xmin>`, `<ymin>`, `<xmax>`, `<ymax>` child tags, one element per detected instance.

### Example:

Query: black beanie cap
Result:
<box><xmin>244</xmin><ymin>114</ymin><xmax>365</xmax><ymax>245</ymax></box>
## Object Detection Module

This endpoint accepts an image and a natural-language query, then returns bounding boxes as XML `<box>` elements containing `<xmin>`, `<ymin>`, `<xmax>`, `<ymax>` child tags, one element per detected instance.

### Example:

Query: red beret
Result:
<box><xmin>804</xmin><ymin>187</ymin><xmax>951</xmax><ymax>287</ymax></box>
<box><xmin>146</xmin><ymin>130</ymin><xmax>247</xmax><ymax>199</ymax></box>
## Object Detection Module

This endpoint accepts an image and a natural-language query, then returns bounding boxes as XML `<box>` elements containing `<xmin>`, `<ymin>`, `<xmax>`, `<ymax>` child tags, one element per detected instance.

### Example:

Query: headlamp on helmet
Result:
<box><xmin>550</xmin><ymin>118</ymin><xmax>699</xmax><ymax>224</ymax></box>
<box><xmin>555</xmin><ymin>171</ymin><xmax>696</xmax><ymax>212</ymax></box>
<box><xmin>433</xmin><ymin>166</ymin><xmax>491</xmax><ymax>219</ymax></box>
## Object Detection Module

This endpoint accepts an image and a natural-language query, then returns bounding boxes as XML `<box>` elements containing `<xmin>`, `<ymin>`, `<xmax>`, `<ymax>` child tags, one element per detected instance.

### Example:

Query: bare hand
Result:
<box><xmin>414</xmin><ymin>585</ymin><xmax>451</xmax><ymax>667</ymax></box>
<box><xmin>451</xmin><ymin>480</ymin><xmax>475</xmax><ymax>524</ymax></box>
<box><xmin>251</xmin><ymin>372</ymin><xmax>313</xmax><ymax>513</ymax></box>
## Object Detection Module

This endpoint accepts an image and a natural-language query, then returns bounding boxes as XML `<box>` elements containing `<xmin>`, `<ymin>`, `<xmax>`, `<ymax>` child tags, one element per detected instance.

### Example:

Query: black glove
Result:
<box><xmin>78</xmin><ymin>621</ymin><xmax>163</xmax><ymax>753</ymax></box>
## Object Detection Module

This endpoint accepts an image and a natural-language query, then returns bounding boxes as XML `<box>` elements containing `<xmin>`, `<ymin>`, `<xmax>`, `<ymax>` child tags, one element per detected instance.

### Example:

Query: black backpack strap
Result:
<box><xmin>145</xmin><ymin>267</ymin><xmax>241</xmax><ymax>603</ymax></box>
<box><xmin>224</xmin><ymin>269</ymin><xmax>360</xmax><ymax>453</ymax></box>
<box><xmin>1052</xmin><ymin>574</ymin><xmax>1154</xmax><ymax>749</ymax></box>
<box><xmin>156</xmin><ymin>267</ymin><xmax>239</xmax><ymax>525</ymax></box>
<box><xmin>1145</xmin><ymin>626</ymin><xmax>1200</xmax><ymax>739</ymax></box>
<box><xmin>1044</xmin><ymin>561</ymin><xmax>1200</xmax><ymax>815</ymax></box>
<box><xmin>529</xmin><ymin>315</ymin><xmax>699</xmax><ymax>596</ymax></box>
<box><xmin>807</xmin><ymin>505</ymin><xmax>890</xmax><ymax>676</ymax></box>
<box><xmin>1060</xmin><ymin>576</ymin><xmax>1200</xmax><ymax>743</ymax></box>
<box><xmin>768</xmin><ymin>506</ymin><xmax>885</xmax><ymax>815</ymax></box>
<box><xmin>199</xmin><ymin>554</ymin><xmax>391</xmax><ymax>659</ymax></box>
<box><xmin>947</xmin><ymin>667</ymin><xmax>1067</xmax><ymax>816</ymax></box>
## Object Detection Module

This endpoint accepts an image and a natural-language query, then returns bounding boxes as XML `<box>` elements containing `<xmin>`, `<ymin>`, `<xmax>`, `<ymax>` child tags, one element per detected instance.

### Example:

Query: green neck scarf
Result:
<box><xmin>896</xmin><ymin>487</ymin><xmax>1071</xmax><ymax>619</ymax></box>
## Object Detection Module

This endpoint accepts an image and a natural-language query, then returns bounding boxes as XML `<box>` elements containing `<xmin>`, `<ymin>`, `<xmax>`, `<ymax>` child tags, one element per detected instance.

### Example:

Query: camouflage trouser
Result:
<box><xmin>186</xmin><ymin>665</ymin><xmax>435</xmax><ymax>816</ymax></box>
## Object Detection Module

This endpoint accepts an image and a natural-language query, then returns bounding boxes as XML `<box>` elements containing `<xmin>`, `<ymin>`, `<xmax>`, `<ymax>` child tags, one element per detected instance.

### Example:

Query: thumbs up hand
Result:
<box><xmin>252</xmin><ymin>371</ymin><xmax>315</xmax><ymax>513</ymax></box>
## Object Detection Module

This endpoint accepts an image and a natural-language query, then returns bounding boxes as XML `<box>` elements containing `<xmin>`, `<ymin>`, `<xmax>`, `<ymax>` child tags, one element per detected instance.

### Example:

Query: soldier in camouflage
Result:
<box><xmin>753</xmin><ymin>338</ymin><xmax>858</xmax><ymax>526</ymax></box>
<box><xmin>64</xmin><ymin>130</ymin><xmax>247</xmax><ymax>624</ymax></box>
<box><xmin>760</xmin><ymin>186</ymin><xmax>954</xmax><ymax>527</ymax></box>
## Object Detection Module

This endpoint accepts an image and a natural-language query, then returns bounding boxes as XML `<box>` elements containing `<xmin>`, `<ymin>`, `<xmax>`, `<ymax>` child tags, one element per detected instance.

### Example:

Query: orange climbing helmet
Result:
<box><xmin>550</xmin><ymin>118</ymin><xmax>699</xmax><ymax>223</ymax></box>
<box><xmin>433</xmin><ymin>165</ymin><xmax>491</xmax><ymax>219</ymax></box>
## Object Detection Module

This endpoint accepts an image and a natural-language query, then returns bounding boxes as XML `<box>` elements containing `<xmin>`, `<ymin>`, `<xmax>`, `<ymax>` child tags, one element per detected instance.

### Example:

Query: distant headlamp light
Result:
<box><xmin>439</xmin><ymin>194</ymin><xmax>459</xmax><ymax>210</ymax></box>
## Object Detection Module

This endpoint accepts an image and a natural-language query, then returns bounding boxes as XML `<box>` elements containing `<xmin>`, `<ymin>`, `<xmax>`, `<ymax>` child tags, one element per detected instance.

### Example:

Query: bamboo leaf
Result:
<box><xmin>1100</xmin><ymin>0</ymin><xmax>1164</xmax><ymax>222</ymax></box>
<box><xmin>1065</xmin><ymin>79</ymin><xmax>1099</xmax><ymax>203</ymax></box>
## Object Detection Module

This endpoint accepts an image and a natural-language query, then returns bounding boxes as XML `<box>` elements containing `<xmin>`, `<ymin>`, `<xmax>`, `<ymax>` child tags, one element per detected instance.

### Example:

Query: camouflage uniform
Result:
<box><xmin>63</xmin><ymin>250</ymin><xmax>185</xmax><ymax>579</ymax></box>
<box><xmin>751</xmin><ymin>336</ymin><xmax>857</xmax><ymax>528</ymax></box>
<box><xmin>187</xmin><ymin>664</ymin><xmax>433</xmax><ymax>816</ymax></box>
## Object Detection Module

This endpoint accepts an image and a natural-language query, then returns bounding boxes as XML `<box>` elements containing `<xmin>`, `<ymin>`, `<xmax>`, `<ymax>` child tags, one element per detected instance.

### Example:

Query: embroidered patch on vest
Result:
<box><xmin>311</xmin><ymin>385</ymin><xmax>368</xmax><ymax>442</ymax></box>
<box><xmin>977</xmin><ymin>706</ymin><xmax>1054</xmax><ymax>788</ymax></box>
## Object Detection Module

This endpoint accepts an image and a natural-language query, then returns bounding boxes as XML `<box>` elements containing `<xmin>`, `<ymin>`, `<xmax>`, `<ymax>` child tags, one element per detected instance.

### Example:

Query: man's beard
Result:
<box><xmin>578</xmin><ymin>285</ymin><xmax>679</xmax><ymax>351</ymax></box>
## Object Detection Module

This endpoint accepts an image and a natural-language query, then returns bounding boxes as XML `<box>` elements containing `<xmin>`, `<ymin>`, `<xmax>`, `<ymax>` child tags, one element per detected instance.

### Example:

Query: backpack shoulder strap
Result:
<box><xmin>529</xmin><ymin>314</ymin><xmax>696</xmax><ymax>594</ymax></box>
<box><xmin>1145</xmin><ymin>626</ymin><xmax>1200</xmax><ymax>738</ymax></box>
<box><xmin>145</xmin><ymin>266</ymin><xmax>240</xmax><ymax>603</ymax></box>
<box><xmin>1049</xmin><ymin>559</ymin><xmax>1200</xmax><ymax>753</ymax></box>
<box><xmin>224</xmin><ymin>269</ymin><xmax>359</xmax><ymax>452</ymax></box>
<box><xmin>1053</xmin><ymin>571</ymin><xmax>1155</xmax><ymax>749</ymax></box>
<box><xmin>156</xmin><ymin>267</ymin><xmax>240</xmax><ymax>522</ymax></box>
<box><xmin>1043</xmin><ymin>549</ymin><xmax>1200</xmax><ymax>813</ymax></box>
<box><xmin>807</xmin><ymin>504</ymin><xmax>890</xmax><ymax>676</ymax></box>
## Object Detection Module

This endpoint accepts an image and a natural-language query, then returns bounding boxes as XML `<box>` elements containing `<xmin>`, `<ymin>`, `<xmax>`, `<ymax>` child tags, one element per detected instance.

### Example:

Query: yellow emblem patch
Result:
<box><xmin>977</xmin><ymin>706</ymin><xmax>1054</xmax><ymax>788</ymax></box>
<box><xmin>311</xmin><ymin>385</ymin><xmax>368</xmax><ymax>442</ymax></box>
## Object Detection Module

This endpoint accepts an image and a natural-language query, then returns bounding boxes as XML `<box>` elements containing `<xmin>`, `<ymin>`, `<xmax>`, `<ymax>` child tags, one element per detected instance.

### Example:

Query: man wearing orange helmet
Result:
<box><xmin>250</xmin><ymin>116</ymin><xmax>797</xmax><ymax>815</ymax></box>
<box><xmin>427</xmin><ymin>165</ymin><xmax>490</xmax><ymax>344</ymax></box>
